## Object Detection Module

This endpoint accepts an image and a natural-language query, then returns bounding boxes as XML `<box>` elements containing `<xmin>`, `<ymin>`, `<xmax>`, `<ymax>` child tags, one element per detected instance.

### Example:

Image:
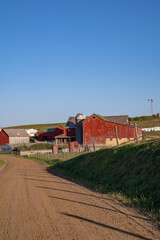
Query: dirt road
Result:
<box><xmin>0</xmin><ymin>155</ymin><xmax>159</xmax><ymax>240</ymax></box>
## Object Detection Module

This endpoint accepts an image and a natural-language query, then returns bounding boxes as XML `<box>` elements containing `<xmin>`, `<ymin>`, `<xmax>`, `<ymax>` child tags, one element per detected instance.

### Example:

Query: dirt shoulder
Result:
<box><xmin>0</xmin><ymin>154</ymin><xmax>159</xmax><ymax>240</ymax></box>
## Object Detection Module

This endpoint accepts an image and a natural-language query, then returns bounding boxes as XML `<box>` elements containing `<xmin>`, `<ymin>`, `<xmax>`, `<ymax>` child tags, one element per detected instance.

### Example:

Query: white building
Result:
<box><xmin>25</xmin><ymin>129</ymin><xmax>38</xmax><ymax>137</ymax></box>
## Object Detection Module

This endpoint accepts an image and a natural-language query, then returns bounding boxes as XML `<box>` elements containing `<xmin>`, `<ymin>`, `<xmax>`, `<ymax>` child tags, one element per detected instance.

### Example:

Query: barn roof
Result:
<box><xmin>67</xmin><ymin>114</ymin><xmax>129</xmax><ymax>126</ymax></box>
<box><xmin>3</xmin><ymin>129</ymin><xmax>29</xmax><ymax>137</ymax></box>
<box><xmin>99</xmin><ymin>115</ymin><xmax>129</xmax><ymax>125</ymax></box>
<box><xmin>93</xmin><ymin>114</ymin><xmax>136</xmax><ymax>127</ymax></box>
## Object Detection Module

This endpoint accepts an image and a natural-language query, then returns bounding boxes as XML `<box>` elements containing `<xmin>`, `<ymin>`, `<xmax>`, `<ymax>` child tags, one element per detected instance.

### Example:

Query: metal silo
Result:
<box><xmin>76</xmin><ymin>113</ymin><xmax>86</xmax><ymax>144</ymax></box>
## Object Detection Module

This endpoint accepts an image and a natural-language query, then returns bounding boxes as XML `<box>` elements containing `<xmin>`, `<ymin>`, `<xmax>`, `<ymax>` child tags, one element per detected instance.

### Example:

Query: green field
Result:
<box><xmin>37</xmin><ymin>139</ymin><xmax>160</xmax><ymax>221</ymax></box>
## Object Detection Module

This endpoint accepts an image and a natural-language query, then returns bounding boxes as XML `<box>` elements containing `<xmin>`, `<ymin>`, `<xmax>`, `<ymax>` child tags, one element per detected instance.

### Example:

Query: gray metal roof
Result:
<box><xmin>102</xmin><ymin>115</ymin><xmax>129</xmax><ymax>125</ymax></box>
<box><xmin>3</xmin><ymin>129</ymin><xmax>29</xmax><ymax>137</ymax></box>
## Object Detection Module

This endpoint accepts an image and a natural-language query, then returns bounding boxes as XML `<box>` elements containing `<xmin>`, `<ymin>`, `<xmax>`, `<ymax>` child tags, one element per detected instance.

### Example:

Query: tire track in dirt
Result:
<box><xmin>0</xmin><ymin>155</ymin><xmax>160</xmax><ymax>240</ymax></box>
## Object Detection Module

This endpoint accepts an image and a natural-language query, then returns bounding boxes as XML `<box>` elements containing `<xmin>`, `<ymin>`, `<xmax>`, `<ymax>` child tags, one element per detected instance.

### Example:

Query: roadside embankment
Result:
<box><xmin>48</xmin><ymin>140</ymin><xmax>160</xmax><ymax>221</ymax></box>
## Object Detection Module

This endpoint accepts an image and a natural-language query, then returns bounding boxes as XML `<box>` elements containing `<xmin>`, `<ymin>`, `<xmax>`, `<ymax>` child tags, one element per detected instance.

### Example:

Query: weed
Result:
<box><xmin>0</xmin><ymin>159</ymin><xmax>5</xmax><ymax>167</ymax></box>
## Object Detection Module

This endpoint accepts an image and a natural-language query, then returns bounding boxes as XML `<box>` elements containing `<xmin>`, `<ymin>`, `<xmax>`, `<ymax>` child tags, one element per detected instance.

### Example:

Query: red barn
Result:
<box><xmin>37</xmin><ymin>125</ymin><xmax>64</xmax><ymax>141</ymax></box>
<box><xmin>83</xmin><ymin>114</ymin><xmax>142</xmax><ymax>146</ymax></box>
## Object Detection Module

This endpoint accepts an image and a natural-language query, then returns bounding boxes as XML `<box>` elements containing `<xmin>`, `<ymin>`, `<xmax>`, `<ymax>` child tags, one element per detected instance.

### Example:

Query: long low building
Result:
<box><xmin>83</xmin><ymin>113</ymin><xmax>142</xmax><ymax>146</ymax></box>
<box><xmin>0</xmin><ymin>129</ymin><xmax>29</xmax><ymax>145</ymax></box>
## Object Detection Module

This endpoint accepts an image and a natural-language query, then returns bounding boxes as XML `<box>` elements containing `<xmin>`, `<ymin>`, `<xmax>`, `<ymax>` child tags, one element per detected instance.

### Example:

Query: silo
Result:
<box><xmin>76</xmin><ymin>113</ymin><xmax>86</xmax><ymax>144</ymax></box>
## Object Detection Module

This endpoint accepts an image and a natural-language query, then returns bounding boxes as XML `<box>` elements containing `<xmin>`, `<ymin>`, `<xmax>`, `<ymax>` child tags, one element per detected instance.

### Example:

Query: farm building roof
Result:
<box><xmin>93</xmin><ymin>114</ymin><xmax>136</xmax><ymax>127</ymax></box>
<box><xmin>67</xmin><ymin>114</ymin><xmax>129</xmax><ymax>126</ymax></box>
<box><xmin>47</xmin><ymin>128</ymin><xmax>57</xmax><ymax>132</ymax></box>
<box><xmin>3</xmin><ymin>129</ymin><xmax>29</xmax><ymax>137</ymax></box>
<box><xmin>55</xmin><ymin>135</ymin><xmax>76</xmax><ymax>139</ymax></box>
<box><xmin>38</xmin><ymin>123</ymin><xmax>66</xmax><ymax>133</ymax></box>
<box><xmin>97</xmin><ymin>115</ymin><xmax>129</xmax><ymax>125</ymax></box>
<box><xmin>66</xmin><ymin>117</ymin><xmax>76</xmax><ymax>127</ymax></box>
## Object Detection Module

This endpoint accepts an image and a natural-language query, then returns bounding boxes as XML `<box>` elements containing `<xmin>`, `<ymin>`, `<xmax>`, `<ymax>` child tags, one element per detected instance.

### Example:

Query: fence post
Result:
<box><xmin>135</xmin><ymin>123</ymin><xmax>138</xmax><ymax>142</ymax></box>
<box><xmin>115</xmin><ymin>126</ymin><xmax>119</xmax><ymax>146</ymax></box>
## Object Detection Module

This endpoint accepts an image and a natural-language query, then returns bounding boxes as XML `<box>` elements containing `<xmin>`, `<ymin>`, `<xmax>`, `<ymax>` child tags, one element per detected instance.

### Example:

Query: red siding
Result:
<box><xmin>37</xmin><ymin>126</ymin><xmax>75</xmax><ymax>141</ymax></box>
<box><xmin>83</xmin><ymin>114</ymin><xmax>141</xmax><ymax>145</ymax></box>
<box><xmin>66</xmin><ymin>128</ymin><xmax>75</xmax><ymax>136</ymax></box>
<box><xmin>37</xmin><ymin>132</ymin><xmax>47</xmax><ymax>141</ymax></box>
<box><xmin>48</xmin><ymin>126</ymin><xmax>64</xmax><ymax>141</ymax></box>
<box><xmin>56</xmin><ymin>128</ymin><xmax>76</xmax><ymax>138</ymax></box>
<box><xmin>0</xmin><ymin>130</ymin><xmax>9</xmax><ymax>145</ymax></box>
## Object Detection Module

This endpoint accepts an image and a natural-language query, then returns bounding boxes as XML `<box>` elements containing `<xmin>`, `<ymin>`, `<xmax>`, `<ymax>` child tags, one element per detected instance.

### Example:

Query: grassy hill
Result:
<box><xmin>5</xmin><ymin>123</ymin><xmax>66</xmax><ymax>131</ymax></box>
<box><xmin>47</xmin><ymin>139</ymin><xmax>160</xmax><ymax>221</ymax></box>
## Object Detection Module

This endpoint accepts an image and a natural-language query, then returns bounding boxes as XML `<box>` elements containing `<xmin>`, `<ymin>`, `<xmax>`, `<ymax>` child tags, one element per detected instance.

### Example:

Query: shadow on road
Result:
<box><xmin>61</xmin><ymin>212</ymin><xmax>152</xmax><ymax>240</ymax></box>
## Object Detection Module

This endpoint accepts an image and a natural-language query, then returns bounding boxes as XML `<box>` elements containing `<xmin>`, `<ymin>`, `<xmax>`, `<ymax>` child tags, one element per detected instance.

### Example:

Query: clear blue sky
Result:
<box><xmin>0</xmin><ymin>0</ymin><xmax>160</xmax><ymax>127</ymax></box>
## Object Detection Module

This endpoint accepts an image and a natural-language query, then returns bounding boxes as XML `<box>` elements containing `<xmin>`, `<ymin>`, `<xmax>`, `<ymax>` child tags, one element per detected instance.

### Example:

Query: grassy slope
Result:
<box><xmin>5</xmin><ymin>123</ymin><xmax>66</xmax><ymax>131</ymax></box>
<box><xmin>143</xmin><ymin>131</ymin><xmax>160</xmax><ymax>137</ymax></box>
<box><xmin>49</xmin><ymin>140</ymin><xmax>160</xmax><ymax>220</ymax></box>
<box><xmin>130</xmin><ymin>118</ymin><xmax>160</xmax><ymax>128</ymax></box>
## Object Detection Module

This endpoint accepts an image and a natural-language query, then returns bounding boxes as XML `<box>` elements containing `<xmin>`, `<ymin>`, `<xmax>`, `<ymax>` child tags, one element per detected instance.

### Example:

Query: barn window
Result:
<box><xmin>93</xmin><ymin>116</ymin><xmax>95</xmax><ymax>119</ymax></box>
<box><xmin>100</xmin><ymin>138</ymin><xmax>103</xmax><ymax>140</ymax></box>
<box><xmin>110</xmin><ymin>138</ymin><xmax>112</xmax><ymax>141</ymax></box>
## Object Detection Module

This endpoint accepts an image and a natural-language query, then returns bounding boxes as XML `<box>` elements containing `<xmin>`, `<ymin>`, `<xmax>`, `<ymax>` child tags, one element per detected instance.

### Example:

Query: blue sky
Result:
<box><xmin>0</xmin><ymin>0</ymin><xmax>160</xmax><ymax>127</ymax></box>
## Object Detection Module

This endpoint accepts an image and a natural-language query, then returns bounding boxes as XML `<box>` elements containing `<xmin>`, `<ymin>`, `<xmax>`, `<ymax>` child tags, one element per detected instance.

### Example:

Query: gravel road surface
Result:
<box><xmin>0</xmin><ymin>155</ymin><xmax>159</xmax><ymax>240</ymax></box>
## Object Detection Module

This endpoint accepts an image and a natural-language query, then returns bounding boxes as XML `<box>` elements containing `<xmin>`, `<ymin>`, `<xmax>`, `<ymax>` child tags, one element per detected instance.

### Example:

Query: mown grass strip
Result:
<box><xmin>0</xmin><ymin>159</ymin><xmax>5</xmax><ymax>167</ymax></box>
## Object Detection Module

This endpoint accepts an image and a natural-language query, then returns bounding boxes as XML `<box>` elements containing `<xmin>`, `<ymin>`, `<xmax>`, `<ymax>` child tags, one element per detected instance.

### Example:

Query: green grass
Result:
<box><xmin>0</xmin><ymin>159</ymin><xmax>5</xmax><ymax>167</ymax></box>
<box><xmin>24</xmin><ymin>155</ymin><xmax>61</xmax><ymax>166</ymax></box>
<box><xmin>45</xmin><ymin>140</ymin><xmax>160</xmax><ymax>221</ymax></box>
<box><xmin>14</xmin><ymin>143</ymin><xmax>54</xmax><ymax>151</ymax></box>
